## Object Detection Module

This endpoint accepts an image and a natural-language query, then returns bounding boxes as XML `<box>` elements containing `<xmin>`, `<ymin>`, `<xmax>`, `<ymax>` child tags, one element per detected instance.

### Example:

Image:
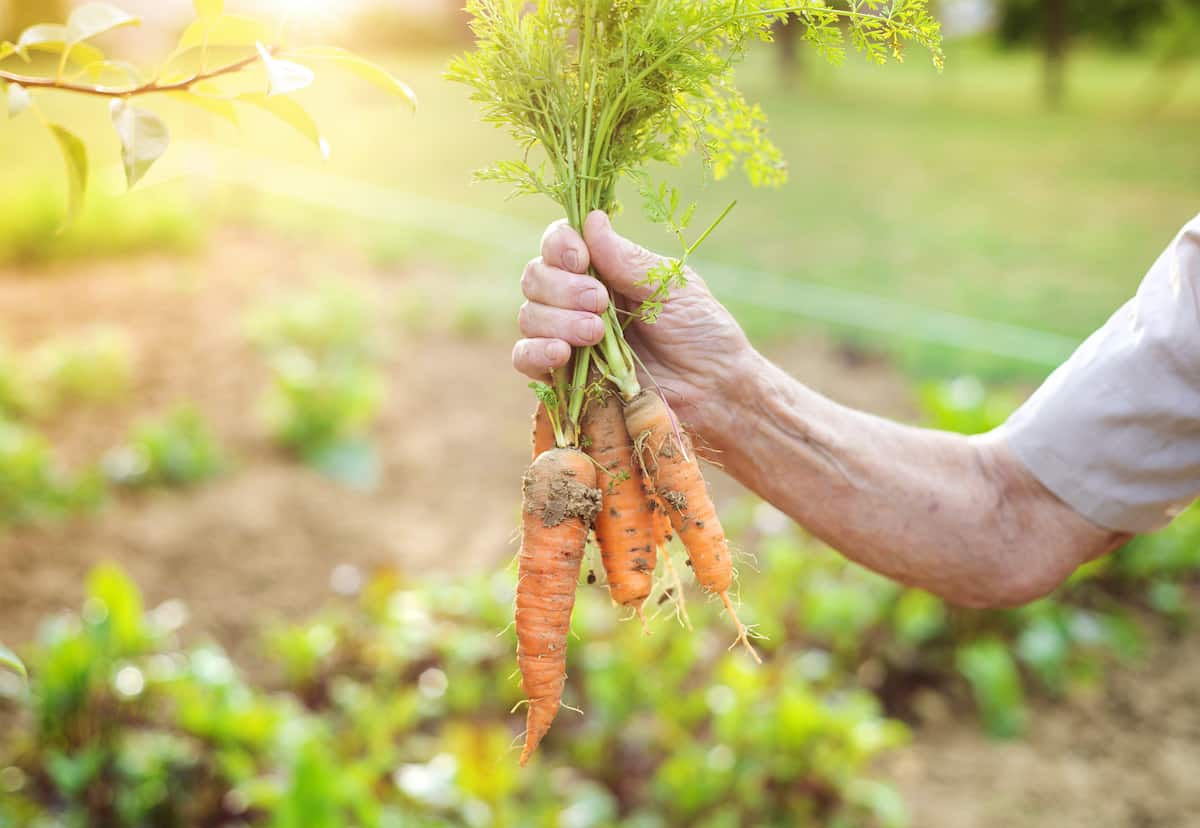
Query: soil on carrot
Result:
<box><xmin>1</xmin><ymin>230</ymin><xmax>1197</xmax><ymax>826</ymax></box>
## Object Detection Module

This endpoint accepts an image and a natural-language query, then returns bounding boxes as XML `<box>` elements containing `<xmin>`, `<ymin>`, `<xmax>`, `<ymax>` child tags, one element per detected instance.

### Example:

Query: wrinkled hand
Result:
<box><xmin>513</xmin><ymin>210</ymin><xmax>755</xmax><ymax>434</ymax></box>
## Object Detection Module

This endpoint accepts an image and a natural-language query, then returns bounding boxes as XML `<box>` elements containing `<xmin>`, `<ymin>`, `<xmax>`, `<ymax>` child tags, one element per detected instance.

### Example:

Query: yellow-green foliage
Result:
<box><xmin>0</xmin><ymin>1</ymin><xmax>414</xmax><ymax>222</ymax></box>
<box><xmin>449</xmin><ymin>0</ymin><xmax>943</xmax><ymax>226</ymax></box>
<box><xmin>449</xmin><ymin>0</ymin><xmax>943</xmax><ymax>424</ymax></box>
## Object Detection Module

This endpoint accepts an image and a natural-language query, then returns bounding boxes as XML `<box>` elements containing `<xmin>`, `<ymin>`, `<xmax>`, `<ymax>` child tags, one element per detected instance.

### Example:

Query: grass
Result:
<box><xmin>1</xmin><ymin>39</ymin><xmax>1197</xmax><ymax>378</ymax></box>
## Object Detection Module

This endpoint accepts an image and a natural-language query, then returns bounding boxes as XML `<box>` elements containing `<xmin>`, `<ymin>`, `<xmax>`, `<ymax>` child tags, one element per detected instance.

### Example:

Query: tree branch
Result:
<box><xmin>0</xmin><ymin>47</ymin><xmax>275</xmax><ymax>98</ymax></box>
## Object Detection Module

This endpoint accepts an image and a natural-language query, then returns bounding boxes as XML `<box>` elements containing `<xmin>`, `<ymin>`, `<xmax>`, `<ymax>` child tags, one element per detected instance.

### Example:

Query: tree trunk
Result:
<box><xmin>1043</xmin><ymin>0</ymin><xmax>1069</xmax><ymax>107</ymax></box>
<box><xmin>773</xmin><ymin>14</ymin><xmax>802</xmax><ymax>88</ymax></box>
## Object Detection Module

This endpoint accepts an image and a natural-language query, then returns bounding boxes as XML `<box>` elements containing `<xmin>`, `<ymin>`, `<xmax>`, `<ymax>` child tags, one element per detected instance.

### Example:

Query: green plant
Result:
<box><xmin>1</xmin><ymin>560</ymin><xmax>913</xmax><ymax>827</ymax></box>
<box><xmin>734</xmin><ymin>497</ymin><xmax>1152</xmax><ymax>740</ymax></box>
<box><xmin>448</xmin><ymin>0</ymin><xmax>943</xmax><ymax>443</ymax></box>
<box><xmin>247</xmin><ymin>285</ymin><xmax>387</xmax><ymax>486</ymax></box>
<box><xmin>954</xmin><ymin>638</ymin><xmax>1026</xmax><ymax>739</ymax></box>
<box><xmin>0</xmin><ymin>1</ymin><xmax>415</xmax><ymax>222</ymax></box>
<box><xmin>0</xmin><ymin>343</ymin><xmax>39</xmax><ymax>418</ymax></box>
<box><xmin>30</xmin><ymin>327</ymin><xmax>134</xmax><ymax>410</ymax></box>
<box><xmin>0</xmin><ymin>642</ymin><xmax>25</xmax><ymax>680</ymax></box>
<box><xmin>0</xmin><ymin>418</ymin><xmax>103</xmax><ymax>525</ymax></box>
<box><xmin>260</xmin><ymin>352</ymin><xmax>384</xmax><ymax>480</ymax></box>
<box><xmin>246</xmin><ymin>283</ymin><xmax>381</xmax><ymax>363</ymax></box>
<box><xmin>0</xmin><ymin>328</ymin><xmax>134</xmax><ymax>421</ymax></box>
<box><xmin>103</xmin><ymin>405</ymin><xmax>226</xmax><ymax>488</ymax></box>
<box><xmin>917</xmin><ymin>376</ymin><xmax>1020</xmax><ymax>435</ymax></box>
<box><xmin>0</xmin><ymin>178</ymin><xmax>205</xmax><ymax>266</ymax></box>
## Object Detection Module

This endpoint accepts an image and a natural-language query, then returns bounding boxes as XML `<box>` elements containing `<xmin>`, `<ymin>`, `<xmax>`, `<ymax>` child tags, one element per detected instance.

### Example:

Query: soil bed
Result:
<box><xmin>0</xmin><ymin>232</ymin><xmax>1193</xmax><ymax>826</ymax></box>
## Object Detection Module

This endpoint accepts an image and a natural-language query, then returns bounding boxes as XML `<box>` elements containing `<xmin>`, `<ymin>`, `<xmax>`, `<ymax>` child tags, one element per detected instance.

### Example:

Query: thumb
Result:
<box><xmin>583</xmin><ymin>210</ymin><xmax>665</xmax><ymax>302</ymax></box>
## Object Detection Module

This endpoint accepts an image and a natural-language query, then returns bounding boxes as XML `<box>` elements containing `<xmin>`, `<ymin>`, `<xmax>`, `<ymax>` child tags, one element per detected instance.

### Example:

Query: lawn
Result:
<box><xmin>2</xmin><ymin>39</ymin><xmax>1198</xmax><ymax>378</ymax></box>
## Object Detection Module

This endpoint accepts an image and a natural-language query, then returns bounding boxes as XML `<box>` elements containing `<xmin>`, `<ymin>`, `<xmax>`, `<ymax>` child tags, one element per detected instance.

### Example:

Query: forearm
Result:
<box><xmin>697</xmin><ymin>352</ymin><xmax>1126</xmax><ymax>608</ymax></box>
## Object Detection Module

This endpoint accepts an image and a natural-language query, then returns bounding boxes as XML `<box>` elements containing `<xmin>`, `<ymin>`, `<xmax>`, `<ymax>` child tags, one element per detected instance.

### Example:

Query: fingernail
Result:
<box><xmin>564</xmin><ymin>248</ymin><xmax>581</xmax><ymax>272</ymax></box>
<box><xmin>581</xmin><ymin>287</ymin><xmax>606</xmax><ymax>313</ymax></box>
<box><xmin>576</xmin><ymin>317</ymin><xmax>602</xmax><ymax>343</ymax></box>
<box><xmin>545</xmin><ymin>340</ymin><xmax>569</xmax><ymax>363</ymax></box>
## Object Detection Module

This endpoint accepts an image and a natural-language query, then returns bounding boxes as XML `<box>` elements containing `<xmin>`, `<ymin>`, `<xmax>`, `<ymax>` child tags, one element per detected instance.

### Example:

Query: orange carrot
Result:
<box><xmin>531</xmin><ymin>400</ymin><xmax>556</xmax><ymax>460</ymax></box>
<box><xmin>624</xmin><ymin>390</ymin><xmax>758</xmax><ymax>661</ymax></box>
<box><xmin>516</xmin><ymin>447</ymin><xmax>600</xmax><ymax>765</ymax></box>
<box><xmin>581</xmin><ymin>392</ymin><xmax>656</xmax><ymax>620</ymax></box>
<box><xmin>647</xmin><ymin>489</ymin><xmax>691</xmax><ymax>629</ymax></box>
<box><xmin>647</xmin><ymin>492</ymin><xmax>674</xmax><ymax>549</ymax></box>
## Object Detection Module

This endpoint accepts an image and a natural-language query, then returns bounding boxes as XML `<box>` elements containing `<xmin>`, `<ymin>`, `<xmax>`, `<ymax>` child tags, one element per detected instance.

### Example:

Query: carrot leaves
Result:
<box><xmin>452</xmin><ymin>0</ymin><xmax>943</xmax><ymax>427</ymax></box>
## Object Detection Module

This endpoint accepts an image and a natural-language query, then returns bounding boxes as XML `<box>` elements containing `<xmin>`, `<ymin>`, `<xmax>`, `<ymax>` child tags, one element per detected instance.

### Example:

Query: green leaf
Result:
<box><xmin>194</xmin><ymin>0</ymin><xmax>224</xmax><ymax>18</ymax></box>
<box><xmin>110</xmin><ymin>100</ymin><xmax>170</xmax><ymax>189</ymax></box>
<box><xmin>0</xmin><ymin>642</ymin><xmax>26</xmax><ymax>681</ymax></box>
<box><xmin>86</xmin><ymin>563</ymin><xmax>146</xmax><ymax>650</ymax></box>
<box><xmin>48</xmin><ymin>125</ymin><xmax>88</xmax><ymax>224</ymax></box>
<box><xmin>7</xmin><ymin>82</ymin><xmax>31</xmax><ymax>118</ymax></box>
<box><xmin>239</xmin><ymin>93</ymin><xmax>329</xmax><ymax>159</ymax></box>
<box><xmin>16</xmin><ymin>23</ymin><xmax>68</xmax><ymax>51</ymax></box>
<box><xmin>529</xmin><ymin>381</ymin><xmax>558</xmax><ymax>410</ymax></box>
<box><xmin>16</xmin><ymin>24</ymin><xmax>106</xmax><ymax>66</ymax></box>
<box><xmin>286</xmin><ymin>46</ymin><xmax>417</xmax><ymax>111</ymax></box>
<box><xmin>67</xmin><ymin>3</ymin><xmax>141</xmax><ymax>43</ymax></box>
<box><xmin>167</xmin><ymin>90</ymin><xmax>238</xmax><ymax>125</ymax></box>
<box><xmin>257</xmin><ymin>42</ymin><xmax>314</xmax><ymax>96</ymax></box>
<box><xmin>177</xmin><ymin>14</ymin><xmax>271</xmax><ymax>52</ymax></box>
<box><xmin>956</xmin><ymin>638</ymin><xmax>1027</xmax><ymax>739</ymax></box>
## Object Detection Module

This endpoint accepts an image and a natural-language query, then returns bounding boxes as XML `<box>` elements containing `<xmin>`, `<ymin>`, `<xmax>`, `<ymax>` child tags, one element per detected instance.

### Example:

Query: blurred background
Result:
<box><xmin>0</xmin><ymin>1</ymin><xmax>1198</xmax><ymax>826</ymax></box>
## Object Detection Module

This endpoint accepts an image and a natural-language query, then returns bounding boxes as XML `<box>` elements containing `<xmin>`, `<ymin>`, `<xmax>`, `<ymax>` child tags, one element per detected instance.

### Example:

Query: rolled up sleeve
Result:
<box><xmin>1003</xmin><ymin>214</ymin><xmax>1200</xmax><ymax>533</ymax></box>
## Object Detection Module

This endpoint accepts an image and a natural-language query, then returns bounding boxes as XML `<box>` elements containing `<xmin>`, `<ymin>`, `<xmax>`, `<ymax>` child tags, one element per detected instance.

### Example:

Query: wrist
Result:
<box><xmin>687</xmin><ymin>346</ymin><xmax>769</xmax><ymax>455</ymax></box>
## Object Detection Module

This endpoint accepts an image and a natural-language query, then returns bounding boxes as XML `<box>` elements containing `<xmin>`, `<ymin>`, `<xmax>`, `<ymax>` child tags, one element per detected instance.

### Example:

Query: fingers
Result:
<box><xmin>513</xmin><ymin>223</ymin><xmax>604</xmax><ymax>381</ymax></box>
<box><xmin>521</xmin><ymin>258</ymin><xmax>608</xmax><ymax>314</ymax></box>
<box><xmin>512</xmin><ymin>338</ymin><xmax>571</xmax><ymax>379</ymax></box>
<box><xmin>541</xmin><ymin>220</ymin><xmax>590</xmax><ymax>274</ymax></box>
<box><xmin>582</xmin><ymin>211</ymin><xmax>665</xmax><ymax>302</ymax></box>
<box><xmin>518</xmin><ymin>301</ymin><xmax>605</xmax><ymax>346</ymax></box>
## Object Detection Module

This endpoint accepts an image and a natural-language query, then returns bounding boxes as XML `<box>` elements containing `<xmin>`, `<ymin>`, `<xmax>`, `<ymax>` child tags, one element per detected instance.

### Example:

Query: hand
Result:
<box><xmin>513</xmin><ymin>210</ymin><xmax>756</xmax><ymax>435</ymax></box>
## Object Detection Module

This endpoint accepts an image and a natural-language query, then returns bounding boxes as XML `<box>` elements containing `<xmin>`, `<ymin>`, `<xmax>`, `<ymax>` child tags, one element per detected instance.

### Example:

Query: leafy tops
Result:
<box><xmin>448</xmin><ymin>0</ymin><xmax>944</xmax><ymax>227</ymax></box>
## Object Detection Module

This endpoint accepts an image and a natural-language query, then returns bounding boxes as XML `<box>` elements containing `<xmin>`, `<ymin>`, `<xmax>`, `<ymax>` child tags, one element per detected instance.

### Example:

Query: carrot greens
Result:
<box><xmin>449</xmin><ymin>0</ymin><xmax>943</xmax><ymax>443</ymax></box>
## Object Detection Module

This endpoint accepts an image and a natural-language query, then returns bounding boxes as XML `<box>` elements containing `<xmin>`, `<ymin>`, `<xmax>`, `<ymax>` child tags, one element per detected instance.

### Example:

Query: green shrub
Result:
<box><xmin>30</xmin><ymin>327</ymin><xmax>134</xmax><ymax>411</ymax></box>
<box><xmin>0</xmin><ymin>344</ymin><xmax>40</xmax><ymax>419</ymax></box>
<box><xmin>246</xmin><ymin>283</ymin><xmax>382</xmax><ymax>363</ymax></box>
<box><xmin>0</xmin><ymin>180</ymin><xmax>205</xmax><ymax>267</ymax></box>
<box><xmin>0</xmin><ymin>328</ymin><xmax>134</xmax><ymax>421</ymax></box>
<box><xmin>0</xmin><ymin>419</ymin><xmax>103</xmax><ymax>525</ymax></box>
<box><xmin>103</xmin><ymin>406</ymin><xmax>226</xmax><ymax>489</ymax></box>
<box><xmin>247</xmin><ymin>285</ymin><xmax>387</xmax><ymax>486</ymax></box>
<box><xmin>1</xmin><ymin>560</ymin><xmax>911</xmax><ymax>828</ymax></box>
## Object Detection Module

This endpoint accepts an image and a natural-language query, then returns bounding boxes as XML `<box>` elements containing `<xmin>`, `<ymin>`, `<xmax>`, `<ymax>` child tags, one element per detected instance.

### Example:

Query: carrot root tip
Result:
<box><xmin>719</xmin><ymin>590</ymin><xmax>762</xmax><ymax>665</ymax></box>
<box><xmin>635</xmin><ymin>605</ymin><xmax>650</xmax><ymax>636</ymax></box>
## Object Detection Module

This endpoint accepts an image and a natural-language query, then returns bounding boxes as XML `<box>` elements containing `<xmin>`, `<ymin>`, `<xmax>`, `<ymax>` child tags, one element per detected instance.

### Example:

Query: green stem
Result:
<box><xmin>600</xmin><ymin>307</ymin><xmax>640</xmax><ymax>400</ymax></box>
<box><xmin>568</xmin><ymin>346</ymin><xmax>593</xmax><ymax>426</ymax></box>
<box><xmin>552</xmin><ymin>364</ymin><xmax>574</xmax><ymax>446</ymax></box>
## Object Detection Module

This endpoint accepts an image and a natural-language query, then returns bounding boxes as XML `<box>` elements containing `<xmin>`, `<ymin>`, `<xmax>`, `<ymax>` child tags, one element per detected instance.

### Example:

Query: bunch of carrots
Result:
<box><xmin>450</xmin><ymin>0</ymin><xmax>943</xmax><ymax>764</ymax></box>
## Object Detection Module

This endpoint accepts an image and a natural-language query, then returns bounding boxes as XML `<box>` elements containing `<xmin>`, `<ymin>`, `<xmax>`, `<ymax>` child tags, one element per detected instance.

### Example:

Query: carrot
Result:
<box><xmin>516</xmin><ymin>447</ymin><xmax>601</xmax><ymax>765</ymax></box>
<box><xmin>646</xmin><ymin>490</ymin><xmax>692</xmax><ymax>629</ymax></box>
<box><xmin>531</xmin><ymin>400</ymin><xmax>556</xmax><ymax>460</ymax></box>
<box><xmin>581</xmin><ymin>392</ymin><xmax>656</xmax><ymax>622</ymax></box>
<box><xmin>624</xmin><ymin>390</ymin><xmax>759</xmax><ymax>662</ymax></box>
<box><xmin>647</xmin><ymin>493</ymin><xmax>674</xmax><ymax>549</ymax></box>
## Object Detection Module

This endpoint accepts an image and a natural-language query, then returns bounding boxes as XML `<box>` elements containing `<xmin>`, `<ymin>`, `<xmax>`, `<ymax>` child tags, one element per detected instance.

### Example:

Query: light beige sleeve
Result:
<box><xmin>1003</xmin><ymin>214</ymin><xmax>1200</xmax><ymax>533</ymax></box>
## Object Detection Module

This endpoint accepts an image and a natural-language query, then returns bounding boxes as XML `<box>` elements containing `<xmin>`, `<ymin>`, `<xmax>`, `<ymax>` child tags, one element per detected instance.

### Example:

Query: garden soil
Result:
<box><xmin>1</xmin><ymin>230</ymin><xmax>1197</xmax><ymax>827</ymax></box>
